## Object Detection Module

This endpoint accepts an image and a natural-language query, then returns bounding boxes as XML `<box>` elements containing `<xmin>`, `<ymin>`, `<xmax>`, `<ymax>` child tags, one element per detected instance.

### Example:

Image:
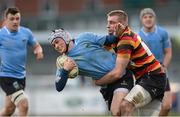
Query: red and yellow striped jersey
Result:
<box><xmin>116</xmin><ymin>27</ymin><xmax>163</xmax><ymax>79</ymax></box>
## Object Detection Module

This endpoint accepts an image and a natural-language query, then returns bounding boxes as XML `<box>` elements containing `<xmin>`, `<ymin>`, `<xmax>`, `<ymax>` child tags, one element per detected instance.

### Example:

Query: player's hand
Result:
<box><xmin>36</xmin><ymin>52</ymin><xmax>44</xmax><ymax>60</ymax></box>
<box><xmin>34</xmin><ymin>44</ymin><xmax>44</xmax><ymax>60</ymax></box>
<box><xmin>161</xmin><ymin>64</ymin><xmax>167</xmax><ymax>73</ymax></box>
<box><xmin>63</xmin><ymin>58</ymin><xmax>76</xmax><ymax>71</ymax></box>
<box><xmin>113</xmin><ymin>23</ymin><xmax>126</xmax><ymax>37</ymax></box>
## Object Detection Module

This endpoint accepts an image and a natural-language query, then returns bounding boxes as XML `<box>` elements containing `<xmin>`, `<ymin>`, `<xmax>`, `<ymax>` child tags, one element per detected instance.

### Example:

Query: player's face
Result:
<box><xmin>107</xmin><ymin>15</ymin><xmax>123</xmax><ymax>35</ymax></box>
<box><xmin>141</xmin><ymin>14</ymin><xmax>156</xmax><ymax>29</ymax></box>
<box><xmin>107</xmin><ymin>16</ymin><xmax>119</xmax><ymax>35</ymax></box>
<box><xmin>5</xmin><ymin>13</ymin><xmax>21</xmax><ymax>32</ymax></box>
<box><xmin>51</xmin><ymin>38</ymin><xmax>67</xmax><ymax>54</ymax></box>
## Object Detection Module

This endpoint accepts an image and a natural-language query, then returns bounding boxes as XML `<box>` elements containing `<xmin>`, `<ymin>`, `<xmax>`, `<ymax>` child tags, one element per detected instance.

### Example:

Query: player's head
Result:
<box><xmin>48</xmin><ymin>28</ymin><xmax>73</xmax><ymax>54</ymax></box>
<box><xmin>107</xmin><ymin>10</ymin><xmax>128</xmax><ymax>35</ymax></box>
<box><xmin>140</xmin><ymin>8</ymin><xmax>156</xmax><ymax>29</ymax></box>
<box><xmin>4</xmin><ymin>7</ymin><xmax>21</xmax><ymax>32</ymax></box>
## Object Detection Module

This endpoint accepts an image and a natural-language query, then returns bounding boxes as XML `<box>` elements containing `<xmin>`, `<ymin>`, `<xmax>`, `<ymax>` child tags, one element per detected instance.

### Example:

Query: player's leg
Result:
<box><xmin>121</xmin><ymin>84</ymin><xmax>152</xmax><ymax>116</ymax></box>
<box><xmin>0</xmin><ymin>96</ymin><xmax>16</xmax><ymax>116</ymax></box>
<box><xmin>121</xmin><ymin>73</ymin><xmax>166</xmax><ymax>116</ymax></box>
<box><xmin>0</xmin><ymin>77</ymin><xmax>28</xmax><ymax>116</ymax></box>
<box><xmin>159</xmin><ymin>78</ymin><xmax>172</xmax><ymax>116</ymax></box>
<box><xmin>110</xmin><ymin>89</ymin><xmax>129</xmax><ymax>116</ymax></box>
<box><xmin>13</xmin><ymin>90</ymin><xmax>29</xmax><ymax>116</ymax></box>
<box><xmin>109</xmin><ymin>69</ymin><xmax>134</xmax><ymax>116</ymax></box>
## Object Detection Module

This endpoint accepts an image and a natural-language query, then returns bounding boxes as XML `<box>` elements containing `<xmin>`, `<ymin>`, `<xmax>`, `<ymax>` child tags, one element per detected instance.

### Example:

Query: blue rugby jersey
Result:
<box><xmin>138</xmin><ymin>25</ymin><xmax>171</xmax><ymax>63</ymax></box>
<box><xmin>57</xmin><ymin>32</ymin><xmax>117</xmax><ymax>80</ymax></box>
<box><xmin>0</xmin><ymin>26</ymin><xmax>37</xmax><ymax>79</ymax></box>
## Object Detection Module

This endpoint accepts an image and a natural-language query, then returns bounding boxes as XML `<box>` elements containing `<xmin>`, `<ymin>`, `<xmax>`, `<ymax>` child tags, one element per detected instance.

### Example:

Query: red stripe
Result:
<box><xmin>134</xmin><ymin>61</ymin><xmax>160</xmax><ymax>79</ymax></box>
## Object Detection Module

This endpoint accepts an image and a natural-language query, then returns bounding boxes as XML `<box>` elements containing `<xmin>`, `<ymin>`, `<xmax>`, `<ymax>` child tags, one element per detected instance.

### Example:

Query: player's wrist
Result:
<box><xmin>162</xmin><ymin>64</ymin><xmax>167</xmax><ymax>68</ymax></box>
<box><xmin>62</xmin><ymin>68</ymin><xmax>69</xmax><ymax>73</ymax></box>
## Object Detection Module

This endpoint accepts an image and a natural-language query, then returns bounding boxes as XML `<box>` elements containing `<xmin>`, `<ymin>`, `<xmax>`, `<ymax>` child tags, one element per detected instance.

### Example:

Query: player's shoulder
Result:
<box><xmin>78</xmin><ymin>32</ymin><xmax>96</xmax><ymax>37</ymax></box>
<box><xmin>77</xmin><ymin>32</ymin><xmax>97</xmax><ymax>39</ymax></box>
<box><xmin>156</xmin><ymin>25</ymin><xmax>169</xmax><ymax>38</ymax></box>
<box><xmin>0</xmin><ymin>28</ymin><xmax>2</xmax><ymax>33</ymax></box>
<box><xmin>19</xmin><ymin>26</ymin><xmax>33</xmax><ymax>34</ymax></box>
<box><xmin>0</xmin><ymin>26</ymin><xmax>5</xmax><ymax>34</ymax></box>
<box><xmin>156</xmin><ymin>25</ymin><xmax>167</xmax><ymax>33</ymax></box>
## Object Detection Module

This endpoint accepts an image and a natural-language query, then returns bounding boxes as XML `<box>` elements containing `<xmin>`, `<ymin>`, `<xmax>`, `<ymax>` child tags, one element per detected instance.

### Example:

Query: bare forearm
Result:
<box><xmin>163</xmin><ymin>54</ymin><xmax>171</xmax><ymax>67</ymax></box>
<box><xmin>163</xmin><ymin>48</ymin><xmax>172</xmax><ymax>67</ymax></box>
<box><xmin>94</xmin><ymin>71</ymin><xmax>122</xmax><ymax>85</ymax></box>
<box><xmin>95</xmin><ymin>57</ymin><xmax>128</xmax><ymax>85</ymax></box>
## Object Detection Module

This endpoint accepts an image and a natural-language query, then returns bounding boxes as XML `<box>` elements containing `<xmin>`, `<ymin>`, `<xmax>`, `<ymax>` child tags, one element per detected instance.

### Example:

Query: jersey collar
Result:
<box><xmin>4</xmin><ymin>26</ymin><xmax>19</xmax><ymax>34</ymax></box>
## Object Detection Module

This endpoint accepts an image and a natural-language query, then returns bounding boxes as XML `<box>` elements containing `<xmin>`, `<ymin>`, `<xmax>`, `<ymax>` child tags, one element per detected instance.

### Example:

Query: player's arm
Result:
<box><xmin>104</xmin><ymin>35</ymin><xmax>117</xmax><ymax>46</ymax></box>
<box><xmin>94</xmin><ymin>56</ymin><xmax>129</xmax><ymax>85</ymax></box>
<box><xmin>33</xmin><ymin>43</ymin><xmax>44</xmax><ymax>60</ymax></box>
<box><xmin>163</xmin><ymin>47</ymin><xmax>172</xmax><ymax>68</ymax></box>
<box><xmin>55</xmin><ymin>57</ymin><xmax>76</xmax><ymax>92</ymax></box>
<box><xmin>162</xmin><ymin>31</ymin><xmax>172</xmax><ymax>68</ymax></box>
<box><xmin>55</xmin><ymin>68</ymin><xmax>69</xmax><ymax>92</ymax></box>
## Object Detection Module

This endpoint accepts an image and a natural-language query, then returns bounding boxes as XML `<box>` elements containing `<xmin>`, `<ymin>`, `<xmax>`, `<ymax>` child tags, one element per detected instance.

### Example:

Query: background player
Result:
<box><xmin>138</xmin><ymin>8</ymin><xmax>172</xmax><ymax>116</ymax></box>
<box><xmin>0</xmin><ymin>7</ymin><xmax>43</xmax><ymax>116</ymax></box>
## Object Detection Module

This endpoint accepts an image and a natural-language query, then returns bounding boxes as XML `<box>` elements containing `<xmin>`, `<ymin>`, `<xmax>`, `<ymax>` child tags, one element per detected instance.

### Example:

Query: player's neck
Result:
<box><xmin>144</xmin><ymin>26</ymin><xmax>155</xmax><ymax>33</ymax></box>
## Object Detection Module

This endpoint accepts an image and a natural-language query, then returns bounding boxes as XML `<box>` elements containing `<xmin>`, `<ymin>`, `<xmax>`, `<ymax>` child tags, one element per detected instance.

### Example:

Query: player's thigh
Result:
<box><xmin>0</xmin><ymin>77</ymin><xmax>27</xmax><ymax>105</ymax></box>
<box><xmin>0</xmin><ymin>77</ymin><xmax>26</xmax><ymax>95</ymax></box>
<box><xmin>124</xmin><ymin>85</ymin><xmax>152</xmax><ymax>108</ymax></box>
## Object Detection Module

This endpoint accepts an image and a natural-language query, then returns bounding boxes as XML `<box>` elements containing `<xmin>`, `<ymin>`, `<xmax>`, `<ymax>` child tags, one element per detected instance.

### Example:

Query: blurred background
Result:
<box><xmin>0</xmin><ymin>0</ymin><xmax>180</xmax><ymax>116</ymax></box>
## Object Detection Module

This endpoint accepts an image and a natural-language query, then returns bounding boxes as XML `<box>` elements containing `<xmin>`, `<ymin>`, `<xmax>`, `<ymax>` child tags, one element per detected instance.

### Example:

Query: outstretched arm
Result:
<box><xmin>94</xmin><ymin>57</ymin><xmax>129</xmax><ymax>85</ymax></box>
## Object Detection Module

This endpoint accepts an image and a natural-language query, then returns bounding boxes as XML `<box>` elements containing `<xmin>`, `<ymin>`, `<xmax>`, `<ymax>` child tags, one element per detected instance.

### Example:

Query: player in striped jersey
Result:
<box><xmin>94</xmin><ymin>10</ymin><xmax>166</xmax><ymax>116</ymax></box>
<box><xmin>139</xmin><ymin>8</ymin><xmax>172</xmax><ymax>116</ymax></box>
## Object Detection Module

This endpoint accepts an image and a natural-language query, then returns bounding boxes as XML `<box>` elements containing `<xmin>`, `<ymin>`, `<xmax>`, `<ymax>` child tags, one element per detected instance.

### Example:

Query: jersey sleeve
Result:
<box><xmin>26</xmin><ymin>28</ymin><xmax>37</xmax><ymax>46</ymax></box>
<box><xmin>55</xmin><ymin>68</ymin><xmax>69</xmax><ymax>92</ymax></box>
<box><xmin>116</xmin><ymin>34</ymin><xmax>135</xmax><ymax>59</ymax></box>
<box><xmin>162</xmin><ymin>31</ymin><xmax>171</xmax><ymax>49</ymax></box>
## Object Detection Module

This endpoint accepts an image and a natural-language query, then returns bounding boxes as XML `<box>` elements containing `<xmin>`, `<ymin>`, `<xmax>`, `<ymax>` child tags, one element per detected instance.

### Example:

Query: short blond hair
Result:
<box><xmin>107</xmin><ymin>10</ymin><xmax>128</xmax><ymax>26</ymax></box>
<box><xmin>140</xmin><ymin>8</ymin><xmax>156</xmax><ymax>19</ymax></box>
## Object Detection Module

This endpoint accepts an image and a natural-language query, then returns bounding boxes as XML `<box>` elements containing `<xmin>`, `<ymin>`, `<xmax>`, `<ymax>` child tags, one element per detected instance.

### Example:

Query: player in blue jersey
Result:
<box><xmin>48</xmin><ymin>28</ymin><xmax>134</xmax><ymax>116</ymax></box>
<box><xmin>139</xmin><ymin>8</ymin><xmax>172</xmax><ymax>116</ymax></box>
<box><xmin>0</xmin><ymin>7</ymin><xmax>44</xmax><ymax>116</ymax></box>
